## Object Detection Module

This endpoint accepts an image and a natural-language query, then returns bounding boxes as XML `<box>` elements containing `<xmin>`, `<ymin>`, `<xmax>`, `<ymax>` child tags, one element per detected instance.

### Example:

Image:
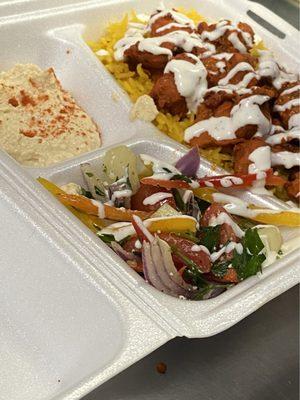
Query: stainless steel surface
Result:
<box><xmin>83</xmin><ymin>1</ymin><xmax>299</xmax><ymax>399</ymax></box>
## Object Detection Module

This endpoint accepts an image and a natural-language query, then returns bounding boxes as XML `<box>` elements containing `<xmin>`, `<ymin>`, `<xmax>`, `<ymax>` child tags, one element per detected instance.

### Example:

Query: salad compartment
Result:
<box><xmin>30</xmin><ymin>137</ymin><xmax>300</xmax><ymax>338</ymax></box>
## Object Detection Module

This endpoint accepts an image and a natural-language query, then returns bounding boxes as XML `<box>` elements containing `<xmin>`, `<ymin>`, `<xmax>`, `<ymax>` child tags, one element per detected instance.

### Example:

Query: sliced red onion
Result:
<box><xmin>142</xmin><ymin>237</ymin><xmax>196</xmax><ymax>299</ymax></box>
<box><xmin>142</xmin><ymin>242</ymin><xmax>171</xmax><ymax>294</ymax></box>
<box><xmin>175</xmin><ymin>147</ymin><xmax>200</xmax><ymax>177</ymax></box>
<box><xmin>111</xmin><ymin>241</ymin><xmax>139</xmax><ymax>262</ymax></box>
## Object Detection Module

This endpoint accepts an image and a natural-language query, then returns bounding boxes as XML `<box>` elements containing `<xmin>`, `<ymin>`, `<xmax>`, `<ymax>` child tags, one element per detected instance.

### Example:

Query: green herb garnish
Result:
<box><xmin>211</xmin><ymin>260</ymin><xmax>231</xmax><ymax>278</ymax></box>
<box><xmin>198</xmin><ymin>225</ymin><xmax>221</xmax><ymax>253</ymax></box>
<box><xmin>172</xmin><ymin>188</ymin><xmax>186</xmax><ymax>212</ymax></box>
<box><xmin>85</xmin><ymin>172</ymin><xmax>94</xmax><ymax>178</ymax></box>
<box><xmin>97</xmin><ymin>233</ymin><xmax>115</xmax><ymax>244</ymax></box>
<box><xmin>195</xmin><ymin>197</ymin><xmax>210</xmax><ymax>213</ymax></box>
<box><xmin>173</xmin><ymin>231</ymin><xmax>200</xmax><ymax>244</ymax></box>
<box><xmin>171</xmin><ymin>174</ymin><xmax>192</xmax><ymax>183</ymax></box>
<box><xmin>232</xmin><ymin>228</ymin><xmax>266</xmax><ymax>280</ymax></box>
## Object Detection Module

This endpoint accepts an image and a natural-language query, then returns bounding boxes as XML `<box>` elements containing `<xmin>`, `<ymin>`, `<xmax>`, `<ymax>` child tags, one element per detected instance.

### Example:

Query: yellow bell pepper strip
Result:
<box><xmin>57</xmin><ymin>193</ymin><xmax>152</xmax><ymax>221</ymax></box>
<box><xmin>37</xmin><ymin>177</ymin><xmax>107</xmax><ymax>232</ymax></box>
<box><xmin>248</xmin><ymin>210</ymin><xmax>300</xmax><ymax>227</ymax></box>
<box><xmin>192</xmin><ymin>187</ymin><xmax>216</xmax><ymax>203</ymax></box>
<box><xmin>146</xmin><ymin>216</ymin><xmax>197</xmax><ymax>234</ymax></box>
<box><xmin>192</xmin><ymin>184</ymin><xmax>300</xmax><ymax>227</ymax></box>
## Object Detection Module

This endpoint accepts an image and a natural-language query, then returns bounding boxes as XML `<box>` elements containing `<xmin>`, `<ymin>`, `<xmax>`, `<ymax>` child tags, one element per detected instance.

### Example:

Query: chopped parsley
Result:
<box><xmin>172</xmin><ymin>188</ymin><xmax>186</xmax><ymax>212</ymax></box>
<box><xmin>97</xmin><ymin>233</ymin><xmax>115</xmax><ymax>244</ymax></box>
<box><xmin>85</xmin><ymin>172</ymin><xmax>94</xmax><ymax>178</ymax></box>
<box><xmin>211</xmin><ymin>260</ymin><xmax>231</xmax><ymax>278</ymax></box>
<box><xmin>171</xmin><ymin>174</ymin><xmax>192</xmax><ymax>183</ymax></box>
<box><xmin>232</xmin><ymin>228</ymin><xmax>266</xmax><ymax>280</ymax></box>
<box><xmin>198</xmin><ymin>225</ymin><xmax>221</xmax><ymax>253</ymax></box>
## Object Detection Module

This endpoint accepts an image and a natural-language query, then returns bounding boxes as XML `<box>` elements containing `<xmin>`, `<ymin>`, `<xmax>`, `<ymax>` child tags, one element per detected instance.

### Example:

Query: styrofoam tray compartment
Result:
<box><xmin>0</xmin><ymin>0</ymin><xmax>299</xmax><ymax>399</ymax></box>
<box><xmin>0</xmin><ymin>150</ymin><xmax>173</xmax><ymax>400</ymax></box>
<box><xmin>30</xmin><ymin>136</ymin><xmax>300</xmax><ymax>339</ymax></box>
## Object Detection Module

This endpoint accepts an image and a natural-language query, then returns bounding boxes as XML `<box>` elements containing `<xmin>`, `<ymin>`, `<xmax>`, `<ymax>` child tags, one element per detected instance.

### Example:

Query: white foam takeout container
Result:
<box><xmin>0</xmin><ymin>0</ymin><xmax>299</xmax><ymax>399</ymax></box>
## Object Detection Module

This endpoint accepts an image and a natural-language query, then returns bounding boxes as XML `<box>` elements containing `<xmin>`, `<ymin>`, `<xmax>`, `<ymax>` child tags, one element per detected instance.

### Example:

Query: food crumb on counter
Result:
<box><xmin>156</xmin><ymin>362</ymin><xmax>167</xmax><ymax>374</ymax></box>
<box><xmin>130</xmin><ymin>94</ymin><xmax>159</xmax><ymax>122</ymax></box>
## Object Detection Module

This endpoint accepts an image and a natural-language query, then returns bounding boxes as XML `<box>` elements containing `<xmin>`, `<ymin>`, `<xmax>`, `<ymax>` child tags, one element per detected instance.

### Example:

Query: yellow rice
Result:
<box><xmin>88</xmin><ymin>10</ymin><xmax>266</xmax><ymax>172</ymax></box>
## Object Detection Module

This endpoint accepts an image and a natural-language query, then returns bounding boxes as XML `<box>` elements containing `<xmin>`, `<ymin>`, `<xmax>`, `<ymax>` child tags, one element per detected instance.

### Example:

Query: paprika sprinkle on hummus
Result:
<box><xmin>0</xmin><ymin>64</ymin><xmax>101</xmax><ymax>167</ymax></box>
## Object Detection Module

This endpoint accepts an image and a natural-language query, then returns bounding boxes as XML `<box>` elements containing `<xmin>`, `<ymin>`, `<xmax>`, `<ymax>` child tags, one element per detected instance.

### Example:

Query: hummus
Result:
<box><xmin>0</xmin><ymin>64</ymin><xmax>101</xmax><ymax>167</ymax></box>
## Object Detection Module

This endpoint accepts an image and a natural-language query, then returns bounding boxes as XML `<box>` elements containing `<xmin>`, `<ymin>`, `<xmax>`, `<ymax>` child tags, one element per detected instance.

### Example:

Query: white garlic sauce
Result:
<box><xmin>289</xmin><ymin>113</ymin><xmax>300</xmax><ymax>129</ymax></box>
<box><xmin>210</xmin><ymin>242</ymin><xmax>243</xmax><ymax>262</ymax></box>
<box><xmin>143</xmin><ymin>192</ymin><xmax>172</xmax><ymax>205</ymax></box>
<box><xmin>191</xmin><ymin>244</ymin><xmax>211</xmax><ymax>255</ymax></box>
<box><xmin>257</xmin><ymin>51</ymin><xmax>298</xmax><ymax>89</ymax></box>
<box><xmin>271</xmin><ymin>151</ymin><xmax>300</xmax><ymax>169</ymax></box>
<box><xmin>91</xmin><ymin>199</ymin><xmax>106</xmax><ymax>219</ymax></box>
<box><xmin>140</xmin><ymin>153</ymin><xmax>179</xmax><ymax>180</ymax></box>
<box><xmin>266</xmin><ymin>129</ymin><xmax>300</xmax><ymax>145</ymax></box>
<box><xmin>274</xmin><ymin>98</ymin><xmax>300</xmax><ymax>112</ymax></box>
<box><xmin>164</xmin><ymin>53</ymin><xmax>207</xmax><ymax>112</ymax></box>
<box><xmin>184</xmin><ymin>94</ymin><xmax>271</xmax><ymax>143</ymax></box>
<box><xmin>147</xmin><ymin>8</ymin><xmax>195</xmax><ymax>31</ymax></box>
<box><xmin>218</xmin><ymin>62</ymin><xmax>257</xmax><ymax>88</ymax></box>
<box><xmin>209</xmin><ymin>211</ymin><xmax>245</xmax><ymax>238</ymax></box>
<box><xmin>281</xmin><ymin>84</ymin><xmax>300</xmax><ymax>96</ymax></box>
<box><xmin>248</xmin><ymin>146</ymin><xmax>271</xmax><ymax>173</ymax></box>
<box><xmin>228</xmin><ymin>32</ymin><xmax>247</xmax><ymax>53</ymax></box>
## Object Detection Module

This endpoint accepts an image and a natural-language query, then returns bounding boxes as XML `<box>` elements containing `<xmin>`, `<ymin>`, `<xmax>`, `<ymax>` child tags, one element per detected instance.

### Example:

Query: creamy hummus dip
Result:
<box><xmin>0</xmin><ymin>64</ymin><xmax>101</xmax><ymax>167</ymax></box>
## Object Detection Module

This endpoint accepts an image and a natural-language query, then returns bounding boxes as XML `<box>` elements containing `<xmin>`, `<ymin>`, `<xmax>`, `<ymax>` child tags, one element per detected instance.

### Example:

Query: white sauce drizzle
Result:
<box><xmin>135</xmin><ymin>240</ymin><xmax>142</xmax><ymax>249</ymax></box>
<box><xmin>114</xmin><ymin>28</ymin><xmax>145</xmax><ymax>61</ymax></box>
<box><xmin>216</xmin><ymin>61</ymin><xmax>226</xmax><ymax>73</ymax></box>
<box><xmin>218</xmin><ymin>62</ymin><xmax>257</xmax><ymax>88</ymax></box>
<box><xmin>257</xmin><ymin>51</ymin><xmax>298</xmax><ymax>89</ymax></box>
<box><xmin>184</xmin><ymin>95</ymin><xmax>270</xmax><ymax>143</ymax></box>
<box><xmin>228</xmin><ymin>32</ymin><xmax>247</xmax><ymax>53</ymax></box>
<box><xmin>248</xmin><ymin>146</ymin><xmax>271</xmax><ymax>173</ymax></box>
<box><xmin>281</xmin><ymin>84</ymin><xmax>300</xmax><ymax>96</ymax></box>
<box><xmin>289</xmin><ymin>113</ymin><xmax>300</xmax><ymax>129</ymax></box>
<box><xmin>111</xmin><ymin>189</ymin><xmax>132</xmax><ymax>203</ymax></box>
<box><xmin>266</xmin><ymin>129</ymin><xmax>300</xmax><ymax>145</ymax></box>
<box><xmin>200</xmin><ymin>20</ymin><xmax>253</xmax><ymax>51</ymax></box>
<box><xmin>219</xmin><ymin>176</ymin><xmax>244</xmax><ymax>187</ymax></box>
<box><xmin>140</xmin><ymin>153</ymin><xmax>179</xmax><ymax>180</ymax></box>
<box><xmin>212</xmin><ymin>52</ymin><xmax>233</xmax><ymax>61</ymax></box>
<box><xmin>271</xmin><ymin>151</ymin><xmax>300</xmax><ymax>169</ymax></box>
<box><xmin>143</xmin><ymin>192</ymin><xmax>172</xmax><ymax>205</ymax></box>
<box><xmin>164</xmin><ymin>54</ymin><xmax>207</xmax><ymax>112</ymax></box>
<box><xmin>137</xmin><ymin>30</ymin><xmax>215</xmax><ymax>58</ymax></box>
<box><xmin>210</xmin><ymin>241</ymin><xmax>243</xmax><ymax>262</ymax></box>
<box><xmin>191</xmin><ymin>244</ymin><xmax>210</xmax><ymax>255</ymax></box>
<box><xmin>148</xmin><ymin>8</ymin><xmax>195</xmax><ymax>30</ymax></box>
<box><xmin>156</xmin><ymin>22</ymin><xmax>191</xmax><ymax>33</ymax></box>
<box><xmin>274</xmin><ymin>98</ymin><xmax>300</xmax><ymax>112</ymax></box>
<box><xmin>91</xmin><ymin>199</ymin><xmax>106</xmax><ymax>219</ymax></box>
<box><xmin>209</xmin><ymin>212</ymin><xmax>245</xmax><ymax>238</ymax></box>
